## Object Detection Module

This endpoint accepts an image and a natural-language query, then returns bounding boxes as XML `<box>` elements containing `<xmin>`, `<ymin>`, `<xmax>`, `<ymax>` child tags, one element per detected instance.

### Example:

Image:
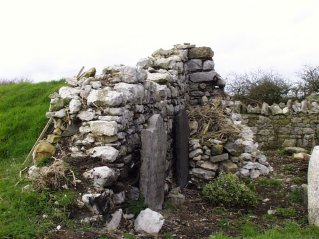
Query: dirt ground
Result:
<box><xmin>47</xmin><ymin>151</ymin><xmax>309</xmax><ymax>239</ymax></box>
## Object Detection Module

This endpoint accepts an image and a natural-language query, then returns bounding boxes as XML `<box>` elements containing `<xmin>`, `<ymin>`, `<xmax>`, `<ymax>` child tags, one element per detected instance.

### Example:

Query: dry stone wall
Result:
<box><xmin>228</xmin><ymin>100</ymin><xmax>319</xmax><ymax>149</ymax></box>
<box><xmin>42</xmin><ymin>44</ymin><xmax>226</xmax><ymax>208</ymax></box>
<box><xmin>30</xmin><ymin>44</ymin><xmax>271</xmax><ymax>225</ymax></box>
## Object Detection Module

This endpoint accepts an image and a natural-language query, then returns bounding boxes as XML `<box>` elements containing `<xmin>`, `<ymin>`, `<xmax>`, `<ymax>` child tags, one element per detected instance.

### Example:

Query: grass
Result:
<box><xmin>0</xmin><ymin>80</ymin><xmax>64</xmax><ymax>159</ymax></box>
<box><xmin>209</xmin><ymin>221</ymin><xmax>319</xmax><ymax>239</ymax></box>
<box><xmin>0</xmin><ymin>80</ymin><xmax>70</xmax><ymax>238</ymax></box>
<box><xmin>256</xmin><ymin>178</ymin><xmax>282</xmax><ymax>188</ymax></box>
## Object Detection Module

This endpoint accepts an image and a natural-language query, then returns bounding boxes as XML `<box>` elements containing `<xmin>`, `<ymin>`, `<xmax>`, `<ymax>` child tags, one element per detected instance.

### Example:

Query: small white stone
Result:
<box><xmin>134</xmin><ymin>208</ymin><xmax>164</xmax><ymax>234</ymax></box>
<box><xmin>106</xmin><ymin>209</ymin><xmax>123</xmax><ymax>230</ymax></box>
<box><xmin>83</xmin><ymin>166</ymin><xmax>118</xmax><ymax>188</ymax></box>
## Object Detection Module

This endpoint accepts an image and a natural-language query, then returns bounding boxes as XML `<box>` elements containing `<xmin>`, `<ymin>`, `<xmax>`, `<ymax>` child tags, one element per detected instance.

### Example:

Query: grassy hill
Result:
<box><xmin>0</xmin><ymin>80</ymin><xmax>73</xmax><ymax>238</ymax></box>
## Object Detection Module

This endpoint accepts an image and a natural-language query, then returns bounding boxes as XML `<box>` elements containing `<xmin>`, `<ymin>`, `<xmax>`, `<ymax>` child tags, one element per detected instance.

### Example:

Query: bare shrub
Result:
<box><xmin>188</xmin><ymin>97</ymin><xmax>240</xmax><ymax>144</ymax></box>
<box><xmin>32</xmin><ymin>158</ymin><xmax>77</xmax><ymax>191</ymax></box>
<box><xmin>226</xmin><ymin>70</ymin><xmax>290</xmax><ymax>105</ymax></box>
<box><xmin>0</xmin><ymin>78</ymin><xmax>32</xmax><ymax>85</ymax></box>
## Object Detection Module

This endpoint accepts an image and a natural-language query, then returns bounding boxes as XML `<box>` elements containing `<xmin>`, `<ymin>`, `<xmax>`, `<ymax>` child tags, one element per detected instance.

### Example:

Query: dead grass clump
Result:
<box><xmin>188</xmin><ymin>98</ymin><xmax>240</xmax><ymax>144</ymax></box>
<box><xmin>32</xmin><ymin>158</ymin><xmax>77</xmax><ymax>191</ymax></box>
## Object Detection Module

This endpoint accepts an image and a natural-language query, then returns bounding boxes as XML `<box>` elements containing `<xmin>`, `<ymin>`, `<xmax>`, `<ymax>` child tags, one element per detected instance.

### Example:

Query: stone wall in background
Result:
<box><xmin>227</xmin><ymin>100</ymin><xmax>319</xmax><ymax>149</ymax></box>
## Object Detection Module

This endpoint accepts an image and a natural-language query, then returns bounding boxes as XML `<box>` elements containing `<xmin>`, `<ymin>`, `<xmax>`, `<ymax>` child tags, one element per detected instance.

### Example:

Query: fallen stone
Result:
<box><xmin>308</xmin><ymin>146</ymin><xmax>319</xmax><ymax>225</ymax></box>
<box><xmin>83</xmin><ymin>166</ymin><xmax>118</xmax><ymax>188</ymax></box>
<box><xmin>239</xmin><ymin>153</ymin><xmax>252</xmax><ymax>161</ymax></box>
<box><xmin>239</xmin><ymin>168</ymin><xmax>250</xmax><ymax>177</ymax></box>
<box><xmin>283</xmin><ymin>147</ymin><xmax>308</xmax><ymax>156</ymax></box>
<box><xmin>250</xmin><ymin>169</ymin><xmax>260</xmax><ymax>179</ymax></box>
<box><xmin>32</xmin><ymin>141</ymin><xmax>56</xmax><ymax>162</ymax></box>
<box><xmin>81</xmin><ymin>215</ymin><xmax>103</xmax><ymax>225</ymax></box>
<box><xmin>167</xmin><ymin>187</ymin><xmax>185</xmax><ymax>206</ymax></box>
<box><xmin>134</xmin><ymin>208</ymin><xmax>164</xmax><ymax>234</ymax></box>
<box><xmin>282</xmin><ymin>139</ymin><xmax>296</xmax><ymax>147</ymax></box>
<box><xmin>106</xmin><ymin>209</ymin><xmax>122</xmax><ymax>230</ymax></box>
<box><xmin>293</xmin><ymin>152</ymin><xmax>307</xmax><ymax>160</ymax></box>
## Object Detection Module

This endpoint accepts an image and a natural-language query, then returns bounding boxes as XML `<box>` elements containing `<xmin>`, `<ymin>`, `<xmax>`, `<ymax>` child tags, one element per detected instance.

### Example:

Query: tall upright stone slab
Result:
<box><xmin>174</xmin><ymin>109</ymin><xmax>190</xmax><ymax>187</ymax></box>
<box><xmin>140</xmin><ymin>114</ymin><xmax>167</xmax><ymax>210</ymax></box>
<box><xmin>308</xmin><ymin>146</ymin><xmax>319</xmax><ymax>225</ymax></box>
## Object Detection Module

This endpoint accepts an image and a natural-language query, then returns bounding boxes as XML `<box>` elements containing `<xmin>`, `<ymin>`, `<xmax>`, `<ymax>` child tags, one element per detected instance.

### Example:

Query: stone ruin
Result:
<box><xmin>29</xmin><ymin>44</ymin><xmax>272</xmax><ymax>231</ymax></box>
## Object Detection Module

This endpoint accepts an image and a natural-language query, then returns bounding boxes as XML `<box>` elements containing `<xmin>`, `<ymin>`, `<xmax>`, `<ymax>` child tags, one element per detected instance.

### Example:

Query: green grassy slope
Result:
<box><xmin>0</xmin><ymin>80</ymin><xmax>73</xmax><ymax>238</ymax></box>
<box><xmin>0</xmin><ymin>81</ymin><xmax>64</xmax><ymax>159</ymax></box>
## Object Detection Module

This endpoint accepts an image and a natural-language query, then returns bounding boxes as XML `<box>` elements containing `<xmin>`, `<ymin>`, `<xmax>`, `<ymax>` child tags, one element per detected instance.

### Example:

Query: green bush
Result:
<box><xmin>202</xmin><ymin>173</ymin><xmax>257</xmax><ymax>207</ymax></box>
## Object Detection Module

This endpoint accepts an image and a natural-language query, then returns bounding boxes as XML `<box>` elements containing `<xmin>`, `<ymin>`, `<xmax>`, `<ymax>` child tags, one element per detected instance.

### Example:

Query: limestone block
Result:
<box><xmin>190</xmin><ymin>168</ymin><xmax>215</xmax><ymax>180</ymax></box>
<box><xmin>261</xmin><ymin>102</ymin><xmax>270</xmax><ymax>115</ymax></box>
<box><xmin>69</xmin><ymin>99</ymin><xmax>81</xmax><ymax>114</ymax></box>
<box><xmin>87</xmin><ymin>89</ymin><xmax>124</xmax><ymax>107</ymax></box>
<box><xmin>221</xmin><ymin>160</ymin><xmax>238</xmax><ymax>173</ymax></box>
<box><xmin>189</xmin><ymin>71</ymin><xmax>218</xmax><ymax>83</ymax></box>
<box><xmin>188</xmin><ymin>47</ymin><xmax>214</xmax><ymax>59</ymax></box>
<box><xmin>89</xmin><ymin>121</ymin><xmax>118</xmax><ymax>136</ymax></box>
<box><xmin>210</xmin><ymin>153</ymin><xmax>229</xmax><ymax>163</ymax></box>
<box><xmin>134</xmin><ymin>208</ymin><xmax>164</xmax><ymax>234</ymax></box>
<box><xmin>77</xmin><ymin>110</ymin><xmax>95</xmax><ymax>121</ymax></box>
<box><xmin>32</xmin><ymin>141</ymin><xmax>56</xmax><ymax>162</ymax></box>
<box><xmin>147</xmin><ymin>71</ymin><xmax>172</xmax><ymax>84</ymax></box>
<box><xmin>114</xmin><ymin>82</ymin><xmax>145</xmax><ymax>104</ymax></box>
<box><xmin>153</xmin><ymin>55</ymin><xmax>182</xmax><ymax>70</ymax></box>
<box><xmin>106</xmin><ymin>209</ymin><xmax>122</xmax><ymax>230</ymax></box>
<box><xmin>59</xmin><ymin>86</ymin><xmax>80</xmax><ymax>99</ymax></box>
<box><xmin>186</xmin><ymin>59</ymin><xmax>202</xmax><ymax>72</ymax></box>
<box><xmin>140</xmin><ymin>114</ymin><xmax>167</xmax><ymax>210</ymax></box>
<box><xmin>203</xmin><ymin>60</ymin><xmax>215</xmax><ymax>70</ymax></box>
<box><xmin>198</xmin><ymin>161</ymin><xmax>219</xmax><ymax>171</ymax></box>
<box><xmin>308</xmin><ymin>146</ymin><xmax>319</xmax><ymax>225</ymax></box>
<box><xmin>88</xmin><ymin>146</ymin><xmax>119</xmax><ymax>162</ymax></box>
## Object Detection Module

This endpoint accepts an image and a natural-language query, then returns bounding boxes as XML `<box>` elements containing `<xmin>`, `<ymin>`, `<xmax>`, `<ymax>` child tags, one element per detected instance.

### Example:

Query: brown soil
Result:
<box><xmin>47</xmin><ymin>151</ymin><xmax>309</xmax><ymax>239</ymax></box>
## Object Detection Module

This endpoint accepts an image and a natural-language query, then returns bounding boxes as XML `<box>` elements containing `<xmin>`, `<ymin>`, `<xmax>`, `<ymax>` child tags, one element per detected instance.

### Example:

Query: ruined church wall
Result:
<box><xmin>45</xmin><ymin>44</ymin><xmax>224</xmax><ymax>191</ymax></box>
<box><xmin>229</xmin><ymin>100</ymin><xmax>319</xmax><ymax>149</ymax></box>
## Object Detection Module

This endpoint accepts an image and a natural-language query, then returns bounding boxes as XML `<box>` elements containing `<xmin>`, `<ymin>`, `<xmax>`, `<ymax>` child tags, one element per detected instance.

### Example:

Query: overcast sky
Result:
<box><xmin>0</xmin><ymin>0</ymin><xmax>318</xmax><ymax>82</ymax></box>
